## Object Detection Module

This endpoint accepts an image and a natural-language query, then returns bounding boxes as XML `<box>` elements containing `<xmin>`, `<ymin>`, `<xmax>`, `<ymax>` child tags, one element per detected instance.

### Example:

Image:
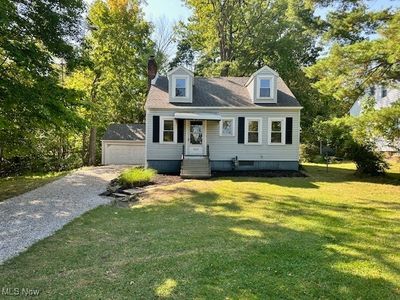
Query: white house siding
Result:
<box><xmin>349</xmin><ymin>86</ymin><xmax>399</xmax><ymax>152</ymax></box>
<box><xmin>146</xmin><ymin>108</ymin><xmax>301</xmax><ymax>171</ymax></box>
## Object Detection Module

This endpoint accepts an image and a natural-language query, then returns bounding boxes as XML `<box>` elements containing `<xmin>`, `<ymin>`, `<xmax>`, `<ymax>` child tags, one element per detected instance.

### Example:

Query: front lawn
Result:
<box><xmin>1</xmin><ymin>163</ymin><xmax>399</xmax><ymax>299</ymax></box>
<box><xmin>0</xmin><ymin>172</ymin><xmax>66</xmax><ymax>202</ymax></box>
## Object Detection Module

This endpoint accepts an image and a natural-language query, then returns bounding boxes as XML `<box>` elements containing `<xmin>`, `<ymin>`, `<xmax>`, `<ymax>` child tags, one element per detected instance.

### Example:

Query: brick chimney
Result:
<box><xmin>147</xmin><ymin>55</ymin><xmax>157</xmax><ymax>89</ymax></box>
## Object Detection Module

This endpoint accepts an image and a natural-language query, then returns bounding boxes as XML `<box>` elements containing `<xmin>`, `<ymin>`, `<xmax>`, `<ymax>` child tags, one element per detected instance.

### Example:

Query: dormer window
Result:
<box><xmin>168</xmin><ymin>66</ymin><xmax>194</xmax><ymax>103</ymax></box>
<box><xmin>175</xmin><ymin>78</ymin><xmax>186</xmax><ymax>97</ymax></box>
<box><xmin>256</xmin><ymin>75</ymin><xmax>274</xmax><ymax>99</ymax></box>
<box><xmin>259</xmin><ymin>79</ymin><xmax>271</xmax><ymax>97</ymax></box>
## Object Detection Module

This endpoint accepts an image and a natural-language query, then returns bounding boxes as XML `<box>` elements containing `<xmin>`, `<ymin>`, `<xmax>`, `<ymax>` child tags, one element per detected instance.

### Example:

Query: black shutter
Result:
<box><xmin>238</xmin><ymin>117</ymin><xmax>245</xmax><ymax>144</ymax></box>
<box><xmin>285</xmin><ymin>117</ymin><xmax>293</xmax><ymax>144</ymax></box>
<box><xmin>153</xmin><ymin>116</ymin><xmax>160</xmax><ymax>143</ymax></box>
<box><xmin>177</xmin><ymin>119</ymin><xmax>184</xmax><ymax>143</ymax></box>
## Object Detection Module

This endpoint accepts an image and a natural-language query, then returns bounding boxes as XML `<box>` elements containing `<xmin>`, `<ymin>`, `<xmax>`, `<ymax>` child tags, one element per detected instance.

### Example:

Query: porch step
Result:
<box><xmin>180</xmin><ymin>157</ymin><xmax>211</xmax><ymax>179</ymax></box>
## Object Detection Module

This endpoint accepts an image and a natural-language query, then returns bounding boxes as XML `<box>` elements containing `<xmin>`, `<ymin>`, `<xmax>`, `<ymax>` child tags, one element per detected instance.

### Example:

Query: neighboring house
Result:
<box><xmin>103</xmin><ymin>57</ymin><xmax>302</xmax><ymax>178</ymax></box>
<box><xmin>349</xmin><ymin>84</ymin><xmax>400</xmax><ymax>153</ymax></box>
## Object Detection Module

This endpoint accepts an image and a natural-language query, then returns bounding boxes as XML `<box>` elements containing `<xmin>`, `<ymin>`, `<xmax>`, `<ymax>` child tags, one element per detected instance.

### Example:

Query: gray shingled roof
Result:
<box><xmin>146</xmin><ymin>76</ymin><xmax>301</xmax><ymax>109</ymax></box>
<box><xmin>102</xmin><ymin>124</ymin><xmax>145</xmax><ymax>141</ymax></box>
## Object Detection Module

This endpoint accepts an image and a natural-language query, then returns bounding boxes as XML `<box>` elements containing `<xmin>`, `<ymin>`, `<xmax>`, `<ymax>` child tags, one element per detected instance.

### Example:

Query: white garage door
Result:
<box><xmin>104</xmin><ymin>142</ymin><xmax>145</xmax><ymax>165</ymax></box>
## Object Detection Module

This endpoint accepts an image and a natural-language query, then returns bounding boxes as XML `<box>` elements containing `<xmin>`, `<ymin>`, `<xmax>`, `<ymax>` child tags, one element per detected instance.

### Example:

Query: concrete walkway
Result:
<box><xmin>0</xmin><ymin>165</ymin><xmax>128</xmax><ymax>264</ymax></box>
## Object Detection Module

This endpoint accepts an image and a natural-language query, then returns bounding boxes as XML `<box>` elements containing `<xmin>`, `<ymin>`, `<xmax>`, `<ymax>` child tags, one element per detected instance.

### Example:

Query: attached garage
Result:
<box><xmin>101</xmin><ymin>124</ymin><xmax>146</xmax><ymax>165</ymax></box>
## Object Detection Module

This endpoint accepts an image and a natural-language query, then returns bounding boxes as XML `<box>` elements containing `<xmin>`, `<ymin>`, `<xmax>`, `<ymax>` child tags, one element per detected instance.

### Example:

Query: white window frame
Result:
<box><xmin>245</xmin><ymin>117</ymin><xmax>262</xmax><ymax>145</ymax></box>
<box><xmin>172</xmin><ymin>75</ymin><xmax>189</xmax><ymax>99</ymax></box>
<box><xmin>268</xmin><ymin>117</ymin><xmax>286</xmax><ymax>145</ymax></box>
<box><xmin>257</xmin><ymin>75</ymin><xmax>274</xmax><ymax>99</ymax></box>
<box><xmin>219</xmin><ymin>117</ymin><xmax>235</xmax><ymax>136</ymax></box>
<box><xmin>160</xmin><ymin>117</ymin><xmax>177</xmax><ymax>144</ymax></box>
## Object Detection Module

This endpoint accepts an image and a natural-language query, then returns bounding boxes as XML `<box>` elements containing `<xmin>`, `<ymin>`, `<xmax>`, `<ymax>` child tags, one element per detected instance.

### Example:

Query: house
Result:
<box><xmin>103</xmin><ymin>56</ymin><xmax>302</xmax><ymax>178</ymax></box>
<box><xmin>350</xmin><ymin>84</ymin><xmax>400</xmax><ymax>153</ymax></box>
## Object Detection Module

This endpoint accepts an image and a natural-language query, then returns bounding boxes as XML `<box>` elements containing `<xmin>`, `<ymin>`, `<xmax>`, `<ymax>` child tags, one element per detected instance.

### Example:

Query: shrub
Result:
<box><xmin>315</xmin><ymin>117</ymin><xmax>389</xmax><ymax>176</ymax></box>
<box><xmin>348</xmin><ymin>143</ymin><xmax>388</xmax><ymax>176</ymax></box>
<box><xmin>119</xmin><ymin>167</ymin><xmax>157</xmax><ymax>187</ymax></box>
<box><xmin>300</xmin><ymin>143</ymin><xmax>320</xmax><ymax>162</ymax></box>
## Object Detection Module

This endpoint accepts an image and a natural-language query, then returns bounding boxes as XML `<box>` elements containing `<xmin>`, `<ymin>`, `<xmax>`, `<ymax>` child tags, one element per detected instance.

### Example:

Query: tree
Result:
<box><xmin>152</xmin><ymin>16</ymin><xmax>176</xmax><ymax>74</ymax></box>
<box><xmin>169</xmin><ymin>38</ymin><xmax>195</xmax><ymax>70</ymax></box>
<box><xmin>0</xmin><ymin>0</ymin><xmax>86</xmax><ymax>171</ymax></box>
<box><xmin>178</xmin><ymin>0</ymin><xmax>328</xmax><ymax>142</ymax></box>
<box><xmin>305</xmin><ymin>9</ymin><xmax>399</xmax><ymax>113</ymax></box>
<box><xmin>352</xmin><ymin>103</ymin><xmax>400</xmax><ymax>152</ymax></box>
<box><xmin>315</xmin><ymin>116</ymin><xmax>389</xmax><ymax>175</ymax></box>
<box><xmin>67</xmin><ymin>0</ymin><xmax>153</xmax><ymax>165</ymax></box>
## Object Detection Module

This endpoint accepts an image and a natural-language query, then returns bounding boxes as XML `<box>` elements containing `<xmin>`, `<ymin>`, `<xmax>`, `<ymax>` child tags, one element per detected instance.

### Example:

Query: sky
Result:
<box><xmin>142</xmin><ymin>0</ymin><xmax>191</xmax><ymax>22</ymax></box>
<box><xmin>142</xmin><ymin>0</ymin><xmax>400</xmax><ymax>21</ymax></box>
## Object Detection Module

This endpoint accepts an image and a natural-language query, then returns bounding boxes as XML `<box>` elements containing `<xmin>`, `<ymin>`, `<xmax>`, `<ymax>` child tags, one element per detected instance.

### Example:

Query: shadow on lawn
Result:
<box><xmin>212</xmin><ymin>164</ymin><xmax>400</xmax><ymax>189</ymax></box>
<box><xmin>136</xmin><ymin>189</ymin><xmax>400</xmax><ymax>299</ymax></box>
<box><xmin>1</xmin><ymin>186</ymin><xmax>399</xmax><ymax>299</ymax></box>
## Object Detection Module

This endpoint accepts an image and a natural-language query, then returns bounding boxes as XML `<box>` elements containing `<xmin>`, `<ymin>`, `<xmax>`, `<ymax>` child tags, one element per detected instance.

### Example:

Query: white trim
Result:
<box><xmin>101</xmin><ymin>140</ymin><xmax>144</xmax><ymax>143</ymax></box>
<box><xmin>268</xmin><ymin>117</ymin><xmax>286</xmax><ymax>145</ymax></box>
<box><xmin>219</xmin><ymin>117</ymin><xmax>235</xmax><ymax>136</ymax></box>
<box><xmin>245</xmin><ymin>117</ymin><xmax>262</xmax><ymax>145</ymax></box>
<box><xmin>256</xmin><ymin>75</ymin><xmax>274</xmax><ymax>100</ymax></box>
<box><xmin>245</xmin><ymin>66</ymin><xmax>279</xmax><ymax>86</ymax></box>
<box><xmin>145</xmin><ymin>110</ymin><xmax>148</xmax><ymax>168</ymax></box>
<box><xmin>171</xmin><ymin>75</ymin><xmax>189</xmax><ymax>100</ymax></box>
<box><xmin>185</xmin><ymin>120</ymin><xmax>207</xmax><ymax>155</ymax></box>
<box><xmin>101</xmin><ymin>140</ymin><xmax>105</xmax><ymax>165</ymax></box>
<box><xmin>167</xmin><ymin>65</ymin><xmax>194</xmax><ymax>76</ymax></box>
<box><xmin>146</xmin><ymin>106</ymin><xmax>303</xmax><ymax>110</ymax></box>
<box><xmin>160</xmin><ymin>117</ymin><xmax>177</xmax><ymax>144</ymax></box>
<box><xmin>175</xmin><ymin>112</ymin><xmax>221</xmax><ymax>120</ymax></box>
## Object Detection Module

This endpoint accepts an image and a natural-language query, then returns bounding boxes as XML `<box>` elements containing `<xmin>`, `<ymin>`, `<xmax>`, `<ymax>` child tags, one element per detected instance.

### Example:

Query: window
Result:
<box><xmin>368</xmin><ymin>86</ymin><xmax>375</xmax><ymax>96</ymax></box>
<box><xmin>160</xmin><ymin>118</ymin><xmax>176</xmax><ymax>143</ymax></box>
<box><xmin>220</xmin><ymin>118</ymin><xmax>235</xmax><ymax>136</ymax></box>
<box><xmin>260</xmin><ymin>79</ymin><xmax>271</xmax><ymax>97</ymax></box>
<box><xmin>175</xmin><ymin>78</ymin><xmax>186</xmax><ymax>97</ymax></box>
<box><xmin>381</xmin><ymin>86</ymin><xmax>387</xmax><ymax>98</ymax></box>
<box><xmin>245</xmin><ymin>118</ymin><xmax>262</xmax><ymax>144</ymax></box>
<box><xmin>268</xmin><ymin>118</ymin><xmax>285</xmax><ymax>145</ymax></box>
<box><xmin>257</xmin><ymin>76</ymin><xmax>273</xmax><ymax>99</ymax></box>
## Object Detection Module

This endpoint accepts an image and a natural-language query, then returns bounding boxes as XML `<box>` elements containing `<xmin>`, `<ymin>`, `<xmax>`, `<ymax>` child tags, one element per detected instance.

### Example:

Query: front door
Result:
<box><xmin>186</xmin><ymin>120</ymin><xmax>206</xmax><ymax>156</ymax></box>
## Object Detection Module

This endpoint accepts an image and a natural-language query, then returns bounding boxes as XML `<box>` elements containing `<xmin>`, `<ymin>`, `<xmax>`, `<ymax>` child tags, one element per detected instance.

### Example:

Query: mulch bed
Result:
<box><xmin>212</xmin><ymin>170</ymin><xmax>307</xmax><ymax>178</ymax></box>
<box><xmin>151</xmin><ymin>174</ymin><xmax>183</xmax><ymax>186</ymax></box>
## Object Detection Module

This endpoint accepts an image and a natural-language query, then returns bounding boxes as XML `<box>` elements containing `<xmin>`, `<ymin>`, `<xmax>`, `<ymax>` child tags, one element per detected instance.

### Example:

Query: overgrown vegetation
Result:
<box><xmin>313</xmin><ymin>116</ymin><xmax>390</xmax><ymax>175</ymax></box>
<box><xmin>119</xmin><ymin>167</ymin><xmax>157</xmax><ymax>187</ymax></box>
<box><xmin>1</xmin><ymin>163</ymin><xmax>399</xmax><ymax>298</ymax></box>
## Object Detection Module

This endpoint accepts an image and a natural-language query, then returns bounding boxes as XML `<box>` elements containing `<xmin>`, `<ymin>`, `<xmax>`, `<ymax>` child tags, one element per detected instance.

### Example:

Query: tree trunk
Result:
<box><xmin>82</xmin><ymin>131</ymin><xmax>88</xmax><ymax>165</ymax></box>
<box><xmin>88</xmin><ymin>127</ymin><xmax>97</xmax><ymax>166</ymax></box>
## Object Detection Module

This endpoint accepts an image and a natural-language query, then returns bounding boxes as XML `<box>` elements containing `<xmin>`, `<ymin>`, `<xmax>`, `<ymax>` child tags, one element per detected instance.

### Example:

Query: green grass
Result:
<box><xmin>0</xmin><ymin>171</ymin><xmax>66</xmax><ymax>202</ymax></box>
<box><xmin>119</xmin><ymin>167</ymin><xmax>157</xmax><ymax>187</ymax></box>
<box><xmin>1</xmin><ymin>163</ymin><xmax>399</xmax><ymax>299</ymax></box>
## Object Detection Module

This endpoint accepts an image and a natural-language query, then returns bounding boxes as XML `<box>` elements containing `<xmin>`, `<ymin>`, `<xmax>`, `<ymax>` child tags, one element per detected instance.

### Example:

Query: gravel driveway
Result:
<box><xmin>0</xmin><ymin>165</ymin><xmax>129</xmax><ymax>264</ymax></box>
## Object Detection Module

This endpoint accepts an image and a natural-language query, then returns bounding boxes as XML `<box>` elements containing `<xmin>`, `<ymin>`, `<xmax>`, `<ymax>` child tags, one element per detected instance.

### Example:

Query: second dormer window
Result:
<box><xmin>175</xmin><ymin>78</ymin><xmax>186</xmax><ymax>97</ymax></box>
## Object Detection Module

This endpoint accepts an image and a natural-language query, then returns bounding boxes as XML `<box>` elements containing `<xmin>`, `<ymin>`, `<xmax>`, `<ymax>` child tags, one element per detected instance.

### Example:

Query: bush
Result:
<box><xmin>300</xmin><ymin>143</ymin><xmax>320</xmax><ymax>162</ymax></box>
<box><xmin>348</xmin><ymin>143</ymin><xmax>389</xmax><ymax>176</ymax></box>
<box><xmin>119</xmin><ymin>167</ymin><xmax>157</xmax><ymax>187</ymax></box>
<box><xmin>315</xmin><ymin>117</ymin><xmax>389</xmax><ymax>176</ymax></box>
